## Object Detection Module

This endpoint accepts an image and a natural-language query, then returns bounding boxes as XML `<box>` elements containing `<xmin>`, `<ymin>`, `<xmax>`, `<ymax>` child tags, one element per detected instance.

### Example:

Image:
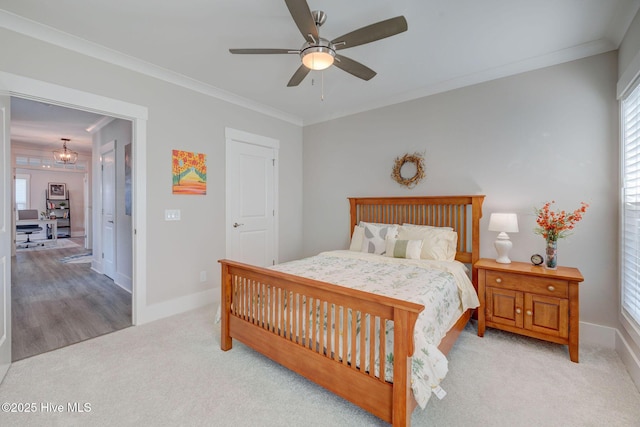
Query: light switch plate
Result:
<box><xmin>165</xmin><ymin>209</ymin><xmax>181</xmax><ymax>221</ymax></box>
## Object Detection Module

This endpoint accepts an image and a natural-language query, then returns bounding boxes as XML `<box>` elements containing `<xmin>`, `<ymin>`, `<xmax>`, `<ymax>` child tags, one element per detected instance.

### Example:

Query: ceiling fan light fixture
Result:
<box><xmin>301</xmin><ymin>43</ymin><xmax>335</xmax><ymax>71</ymax></box>
<box><xmin>228</xmin><ymin>2</ymin><xmax>408</xmax><ymax>87</ymax></box>
<box><xmin>53</xmin><ymin>138</ymin><xmax>78</xmax><ymax>164</ymax></box>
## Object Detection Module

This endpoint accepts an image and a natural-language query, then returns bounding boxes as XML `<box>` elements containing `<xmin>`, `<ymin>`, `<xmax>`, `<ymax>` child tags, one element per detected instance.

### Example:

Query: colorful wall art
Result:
<box><xmin>172</xmin><ymin>150</ymin><xmax>207</xmax><ymax>195</ymax></box>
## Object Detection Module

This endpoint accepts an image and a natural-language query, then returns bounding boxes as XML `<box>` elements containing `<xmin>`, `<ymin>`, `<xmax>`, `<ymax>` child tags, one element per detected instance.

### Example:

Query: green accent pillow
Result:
<box><xmin>384</xmin><ymin>238</ymin><xmax>423</xmax><ymax>259</ymax></box>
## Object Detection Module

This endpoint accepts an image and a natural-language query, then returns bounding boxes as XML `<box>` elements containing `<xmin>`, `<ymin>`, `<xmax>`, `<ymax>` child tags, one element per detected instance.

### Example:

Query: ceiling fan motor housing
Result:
<box><xmin>300</xmin><ymin>38</ymin><xmax>336</xmax><ymax>70</ymax></box>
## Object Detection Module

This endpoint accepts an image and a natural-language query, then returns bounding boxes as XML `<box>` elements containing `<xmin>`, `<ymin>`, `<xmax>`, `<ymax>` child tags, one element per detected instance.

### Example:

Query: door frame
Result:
<box><xmin>0</xmin><ymin>77</ymin><xmax>10</xmax><ymax>380</ymax></box>
<box><xmin>0</xmin><ymin>71</ymin><xmax>148</xmax><ymax>325</ymax></box>
<box><xmin>224</xmin><ymin>127</ymin><xmax>279</xmax><ymax>264</ymax></box>
<box><xmin>100</xmin><ymin>140</ymin><xmax>117</xmax><ymax>279</ymax></box>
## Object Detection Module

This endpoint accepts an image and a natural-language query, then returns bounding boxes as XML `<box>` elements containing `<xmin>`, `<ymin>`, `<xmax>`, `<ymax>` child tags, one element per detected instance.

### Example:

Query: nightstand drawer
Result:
<box><xmin>485</xmin><ymin>271</ymin><xmax>568</xmax><ymax>297</ymax></box>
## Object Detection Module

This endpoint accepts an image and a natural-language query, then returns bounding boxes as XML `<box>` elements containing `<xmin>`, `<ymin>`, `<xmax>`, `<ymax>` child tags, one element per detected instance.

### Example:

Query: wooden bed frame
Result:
<box><xmin>220</xmin><ymin>195</ymin><xmax>484</xmax><ymax>426</ymax></box>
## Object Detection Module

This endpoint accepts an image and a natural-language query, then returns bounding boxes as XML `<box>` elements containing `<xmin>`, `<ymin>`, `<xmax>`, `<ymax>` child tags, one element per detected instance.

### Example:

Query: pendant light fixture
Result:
<box><xmin>53</xmin><ymin>138</ymin><xmax>78</xmax><ymax>164</ymax></box>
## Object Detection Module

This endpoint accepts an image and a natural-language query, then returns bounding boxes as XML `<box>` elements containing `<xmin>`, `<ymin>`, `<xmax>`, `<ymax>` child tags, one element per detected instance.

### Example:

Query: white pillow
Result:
<box><xmin>360</xmin><ymin>222</ymin><xmax>398</xmax><ymax>255</ymax></box>
<box><xmin>401</xmin><ymin>223</ymin><xmax>453</xmax><ymax>231</ymax></box>
<box><xmin>349</xmin><ymin>225</ymin><xmax>364</xmax><ymax>251</ymax></box>
<box><xmin>397</xmin><ymin>224</ymin><xmax>458</xmax><ymax>261</ymax></box>
<box><xmin>384</xmin><ymin>237</ymin><xmax>423</xmax><ymax>259</ymax></box>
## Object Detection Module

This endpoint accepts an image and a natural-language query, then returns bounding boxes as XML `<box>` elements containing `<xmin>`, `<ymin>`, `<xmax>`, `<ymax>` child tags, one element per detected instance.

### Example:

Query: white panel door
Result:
<box><xmin>101</xmin><ymin>141</ymin><xmax>116</xmax><ymax>279</ymax></box>
<box><xmin>226</xmin><ymin>130</ymin><xmax>278</xmax><ymax>267</ymax></box>
<box><xmin>0</xmin><ymin>88</ymin><xmax>11</xmax><ymax>380</ymax></box>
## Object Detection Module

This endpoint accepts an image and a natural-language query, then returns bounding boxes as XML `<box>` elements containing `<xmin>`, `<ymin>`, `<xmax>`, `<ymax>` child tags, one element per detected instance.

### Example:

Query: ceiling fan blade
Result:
<box><xmin>287</xmin><ymin>65</ymin><xmax>311</xmax><ymax>87</ymax></box>
<box><xmin>333</xmin><ymin>55</ymin><xmax>376</xmax><ymax>81</ymax></box>
<box><xmin>284</xmin><ymin>0</ymin><xmax>318</xmax><ymax>43</ymax></box>
<box><xmin>229</xmin><ymin>48</ymin><xmax>297</xmax><ymax>54</ymax></box>
<box><xmin>331</xmin><ymin>16</ymin><xmax>408</xmax><ymax>51</ymax></box>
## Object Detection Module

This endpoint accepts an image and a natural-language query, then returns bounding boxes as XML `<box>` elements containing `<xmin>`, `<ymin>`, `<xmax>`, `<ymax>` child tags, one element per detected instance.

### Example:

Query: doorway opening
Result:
<box><xmin>10</xmin><ymin>97</ymin><xmax>133</xmax><ymax>361</ymax></box>
<box><xmin>0</xmin><ymin>71</ymin><xmax>147</xmax><ymax>380</ymax></box>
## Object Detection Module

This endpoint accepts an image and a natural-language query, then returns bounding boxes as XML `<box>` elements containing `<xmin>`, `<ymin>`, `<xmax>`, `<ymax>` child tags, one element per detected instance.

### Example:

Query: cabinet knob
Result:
<box><xmin>515</xmin><ymin>308</ymin><xmax>521</xmax><ymax>314</ymax></box>
<box><xmin>526</xmin><ymin>310</ymin><xmax>533</xmax><ymax>316</ymax></box>
<box><xmin>547</xmin><ymin>285</ymin><xmax>555</xmax><ymax>291</ymax></box>
<box><xmin>495</xmin><ymin>278</ymin><xmax>502</xmax><ymax>283</ymax></box>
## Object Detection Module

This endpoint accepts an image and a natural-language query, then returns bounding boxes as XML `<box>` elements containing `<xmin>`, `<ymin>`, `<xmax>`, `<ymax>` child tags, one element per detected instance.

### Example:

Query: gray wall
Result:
<box><xmin>0</xmin><ymin>28</ymin><xmax>304</xmax><ymax>308</ymax></box>
<box><xmin>303</xmin><ymin>52</ymin><xmax>619</xmax><ymax>328</ymax></box>
<box><xmin>619</xmin><ymin>11</ymin><xmax>640</xmax><ymax>79</ymax></box>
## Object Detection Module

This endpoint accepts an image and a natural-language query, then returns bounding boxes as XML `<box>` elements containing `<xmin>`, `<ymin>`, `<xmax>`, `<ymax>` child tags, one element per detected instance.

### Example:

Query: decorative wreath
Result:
<box><xmin>391</xmin><ymin>152</ymin><xmax>425</xmax><ymax>189</ymax></box>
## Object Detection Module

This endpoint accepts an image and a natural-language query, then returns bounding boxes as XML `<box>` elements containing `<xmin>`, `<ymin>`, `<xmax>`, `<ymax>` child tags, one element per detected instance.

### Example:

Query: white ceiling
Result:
<box><xmin>3</xmin><ymin>0</ymin><xmax>640</xmax><ymax>145</ymax></box>
<box><xmin>10</xmin><ymin>97</ymin><xmax>105</xmax><ymax>153</ymax></box>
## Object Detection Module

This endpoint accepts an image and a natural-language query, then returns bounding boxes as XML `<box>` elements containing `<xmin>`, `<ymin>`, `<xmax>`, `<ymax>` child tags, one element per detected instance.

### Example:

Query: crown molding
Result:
<box><xmin>0</xmin><ymin>9</ymin><xmax>303</xmax><ymax>127</ymax></box>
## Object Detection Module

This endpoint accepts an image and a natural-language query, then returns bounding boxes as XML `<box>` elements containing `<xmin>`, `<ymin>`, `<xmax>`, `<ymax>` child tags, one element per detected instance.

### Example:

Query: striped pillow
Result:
<box><xmin>384</xmin><ymin>237</ymin><xmax>423</xmax><ymax>259</ymax></box>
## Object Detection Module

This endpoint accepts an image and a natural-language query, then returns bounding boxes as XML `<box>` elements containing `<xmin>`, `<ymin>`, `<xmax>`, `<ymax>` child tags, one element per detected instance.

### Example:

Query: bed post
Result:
<box><xmin>349</xmin><ymin>198</ymin><xmax>358</xmax><ymax>237</ymax></box>
<box><xmin>220</xmin><ymin>262</ymin><xmax>232</xmax><ymax>351</ymax></box>
<box><xmin>392</xmin><ymin>308</ymin><xmax>419</xmax><ymax>427</ymax></box>
<box><xmin>470</xmin><ymin>196</ymin><xmax>484</xmax><ymax>291</ymax></box>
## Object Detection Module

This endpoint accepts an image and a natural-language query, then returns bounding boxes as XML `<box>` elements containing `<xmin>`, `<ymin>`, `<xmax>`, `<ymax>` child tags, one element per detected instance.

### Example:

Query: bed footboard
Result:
<box><xmin>220</xmin><ymin>259</ymin><xmax>424</xmax><ymax>426</ymax></box>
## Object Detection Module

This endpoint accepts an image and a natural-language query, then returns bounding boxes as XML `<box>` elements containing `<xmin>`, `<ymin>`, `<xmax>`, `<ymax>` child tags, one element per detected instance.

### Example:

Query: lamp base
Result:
<box><xmin>494</xmin><ymin>237</ymin><xmax>513</xmax><ymax>264</ymax></box>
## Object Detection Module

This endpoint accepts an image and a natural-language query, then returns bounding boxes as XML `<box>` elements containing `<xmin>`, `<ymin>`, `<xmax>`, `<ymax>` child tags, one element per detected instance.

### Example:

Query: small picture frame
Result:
<box><xmin>48</xmin><ymin>182</ymin><xmax>67</xmax><ymax>200</ymax></box>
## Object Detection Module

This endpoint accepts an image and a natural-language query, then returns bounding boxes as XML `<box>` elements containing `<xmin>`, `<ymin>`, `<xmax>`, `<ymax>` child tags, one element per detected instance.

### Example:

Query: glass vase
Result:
<box><xmin>545</xmin><ymin>237</ymin><xmax>558</xmax><ymax>270</ymax></box>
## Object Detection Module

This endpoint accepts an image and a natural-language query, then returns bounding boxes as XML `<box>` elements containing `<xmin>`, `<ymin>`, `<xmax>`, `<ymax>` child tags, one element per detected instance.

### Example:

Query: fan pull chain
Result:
<box><xmin>311</xmin><ymin>75</ymin><xmax>325</xmax><ymax>101</ymax></box>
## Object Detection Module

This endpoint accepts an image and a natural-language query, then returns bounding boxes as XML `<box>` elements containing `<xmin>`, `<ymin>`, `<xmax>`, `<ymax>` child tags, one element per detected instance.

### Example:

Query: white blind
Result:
<box><xmin>622</xmin><ymin>82</ymin><xmax>640</xmax><ymax>324</ymax></box>
<box><xmin>14</xmin><ymin>176</ymin><xmax>28</xmax><ymax>210</ymax></box>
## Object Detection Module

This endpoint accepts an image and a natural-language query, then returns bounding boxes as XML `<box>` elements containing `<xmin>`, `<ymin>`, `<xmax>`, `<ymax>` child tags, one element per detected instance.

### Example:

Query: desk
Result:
<box><xmin>16</xmin><ymin>219</ymin><xmax>58</xmax><ymax>247</ymax></box>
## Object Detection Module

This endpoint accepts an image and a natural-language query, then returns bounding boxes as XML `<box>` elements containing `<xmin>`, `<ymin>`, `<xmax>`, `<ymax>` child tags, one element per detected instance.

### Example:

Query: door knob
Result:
<box><xmin>233</xmin><ymin>222</ymin><xmax>244</xmax><ymax>228</ymax></box>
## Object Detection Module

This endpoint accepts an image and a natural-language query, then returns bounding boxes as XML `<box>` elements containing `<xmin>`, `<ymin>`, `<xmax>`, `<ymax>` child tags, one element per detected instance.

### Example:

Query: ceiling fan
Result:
<box><xmin>229</xmin><ymin>0</ymin><xmax>408</xmax><ymax>87</ymax></box>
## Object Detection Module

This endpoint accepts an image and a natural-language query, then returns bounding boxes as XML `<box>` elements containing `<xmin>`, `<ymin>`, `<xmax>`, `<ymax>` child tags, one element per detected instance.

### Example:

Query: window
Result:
<box><xmin>15</xmin><ymin>174</ymin><xmax>30</xmax><ymax>211</ymax></box>
<box><xmin>622</xmin><ymin>81</ymin><xmax>640</xmax><ymax>328</ymax></box>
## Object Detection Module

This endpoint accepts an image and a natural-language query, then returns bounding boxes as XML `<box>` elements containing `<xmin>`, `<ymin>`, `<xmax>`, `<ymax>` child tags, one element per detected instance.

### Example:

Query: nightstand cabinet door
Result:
<box><xmin>524</xmin><ymin>293</ymin><xmax>569</xmax><ymax>338</ymax></box>
<box><xmin>486</xmin><ymin>287</ymin><xmax>524</xmax><ymax>328</ymax></box>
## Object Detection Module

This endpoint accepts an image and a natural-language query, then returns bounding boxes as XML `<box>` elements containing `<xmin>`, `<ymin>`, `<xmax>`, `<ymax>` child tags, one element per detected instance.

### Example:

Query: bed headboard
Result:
<box><xmin>348</xmin><ymin>195</ymin><xmax>485</xmax><ymax>286</ymax></box>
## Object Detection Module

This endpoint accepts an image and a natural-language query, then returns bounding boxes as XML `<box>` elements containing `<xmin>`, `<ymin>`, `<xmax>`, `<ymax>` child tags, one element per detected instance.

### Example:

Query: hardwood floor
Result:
<box><xmin>11</xmin><ymin>238</ymin><xmax>132</xmax><ymax>361</ymax></box>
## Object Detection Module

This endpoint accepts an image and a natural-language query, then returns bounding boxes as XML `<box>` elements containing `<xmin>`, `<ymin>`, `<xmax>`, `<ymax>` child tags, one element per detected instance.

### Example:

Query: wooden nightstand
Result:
<box><xmin>475</xmin><ymin>258</ymin><xmax>584</xmax><ymax>362</ymax></box>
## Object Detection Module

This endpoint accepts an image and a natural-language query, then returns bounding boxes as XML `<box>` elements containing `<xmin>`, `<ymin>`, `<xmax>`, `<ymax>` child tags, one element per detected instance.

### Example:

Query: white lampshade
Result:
<box><xmin>488</xmin><ymin>213</ymin><xmax>519</xmax><ymax>264</ymax></box>
<box><xmin>488</xmin><ymin>213</ymin><xmax>519</xmax><ymax>233</ymax></box>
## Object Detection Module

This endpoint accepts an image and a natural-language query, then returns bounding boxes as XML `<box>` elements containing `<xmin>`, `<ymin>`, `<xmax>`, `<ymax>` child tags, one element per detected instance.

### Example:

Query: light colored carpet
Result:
<box><xmin>0</xmin><ymin>305</ymin><xmax>638</xmax><ymax>426</ymax></box>
<box><xmin>16</xmin><ymin>238</ymin><xmax>80</xmax><ymax>252</ymax></box>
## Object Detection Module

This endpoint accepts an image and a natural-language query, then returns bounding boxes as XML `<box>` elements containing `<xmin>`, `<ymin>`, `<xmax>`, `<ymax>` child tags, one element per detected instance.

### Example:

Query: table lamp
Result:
<box><xmin>488</xmin><ymin>213</ymin><xmax>519</xmax><ymax>264</ymax></box>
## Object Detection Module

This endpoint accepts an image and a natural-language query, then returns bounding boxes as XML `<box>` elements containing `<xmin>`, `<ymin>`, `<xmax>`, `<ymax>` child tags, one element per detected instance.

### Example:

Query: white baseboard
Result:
<box><xmin>616</xmin><ymin>330</ymin><xmax>640</xmax><ymax>392</ymax></box>
<box><xmin>579</xmin><ymin>320</ymin><xmax>640</xmax><ymax>391</ymax></box>
<box><xmin>137</xmin><ymin>288</ymin><xmax>218</xmax><ymax>325</ymax></box>
<box><xmin>91</xmin><ymin>259</ymin><xmax>103</xmax><ymax>274</ymax></box>
<box><xmin>580</xmin><ymin>321</ymin><xmax>617</xmax><ymax>348</ymax></box>
<box><xmin>115</xmin><ymin>271</ymin><xmax>132</xmax><ymax>293</ymax></box>
<box><xmin>113</xmin><ymin>279</ymin><xmax>132</xmax><ymax>294</ymax></box>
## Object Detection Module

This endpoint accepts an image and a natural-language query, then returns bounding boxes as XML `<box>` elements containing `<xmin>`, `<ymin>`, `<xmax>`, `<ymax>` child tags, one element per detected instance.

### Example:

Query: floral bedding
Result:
<box><xmin>270</xmin><ymin>250</ymin><xmax>480</xmax><ymax>408</ymax></box>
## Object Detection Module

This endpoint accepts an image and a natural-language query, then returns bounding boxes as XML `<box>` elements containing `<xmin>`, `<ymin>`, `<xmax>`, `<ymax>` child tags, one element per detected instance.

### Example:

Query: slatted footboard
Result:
<box><xmin>220</xmin><ymin>195</ymin><xmax>484</xmax><ymax>426</ymax></box>
<box><xmin>219</xmin><ymin>259</ymin><xmax>424</xmax><ymax>426</ymax></box>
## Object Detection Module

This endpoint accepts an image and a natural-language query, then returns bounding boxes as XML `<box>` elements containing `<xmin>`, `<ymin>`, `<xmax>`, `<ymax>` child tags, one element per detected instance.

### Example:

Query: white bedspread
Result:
<box><xmin>270</xmin><ymin>250</ymin><xmax>479</xmax><ymax>408</ymax></box>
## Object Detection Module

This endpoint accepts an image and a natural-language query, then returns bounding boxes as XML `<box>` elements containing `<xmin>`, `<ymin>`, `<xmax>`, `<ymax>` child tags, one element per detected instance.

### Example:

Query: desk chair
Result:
<box><xmin>17</xmin><ymin>209</ymin><xmax>43</xmax><ymax>248</ymax></box>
